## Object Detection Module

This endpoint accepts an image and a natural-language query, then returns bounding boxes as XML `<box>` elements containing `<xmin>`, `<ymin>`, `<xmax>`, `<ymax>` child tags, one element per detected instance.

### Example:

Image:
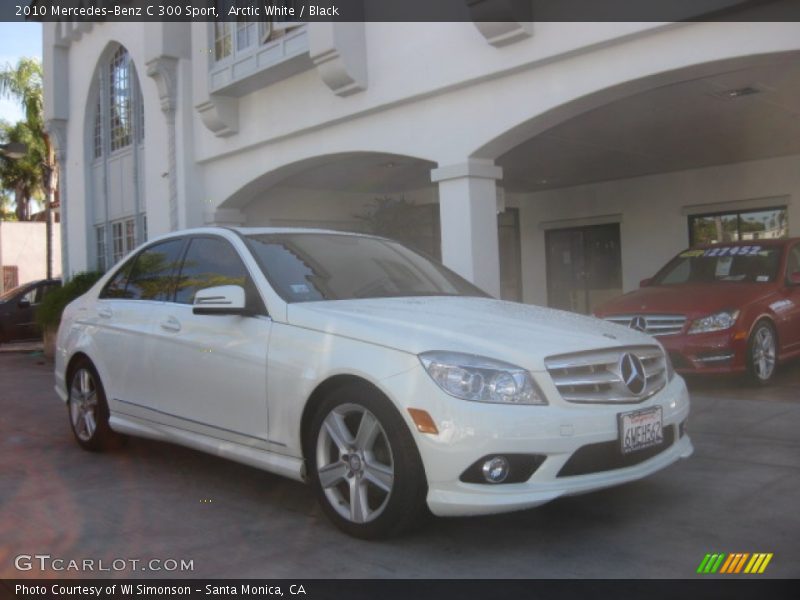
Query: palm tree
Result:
<box><xmin>0</xmin><ymin>119</ymin><xmax>45</xmax><ymax>220</ymax></box>
<box><xmin>0</xmin><ymin>58</ymin><xmax>48</xmax><ymax>222</ymax></box>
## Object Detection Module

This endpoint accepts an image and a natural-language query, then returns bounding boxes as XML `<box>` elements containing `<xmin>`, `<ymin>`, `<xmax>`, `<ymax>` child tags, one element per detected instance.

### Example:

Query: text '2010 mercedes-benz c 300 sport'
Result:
<box><xmin>55</xmin><ymin>228</ymin><xmax>692</xmax><ymax>538</ymax></box>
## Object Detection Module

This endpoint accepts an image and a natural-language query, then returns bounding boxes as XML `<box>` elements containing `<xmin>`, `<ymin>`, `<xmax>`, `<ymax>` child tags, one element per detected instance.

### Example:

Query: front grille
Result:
<box><xmin>557</xmin><ymin>425</ymin><xmax>676</xmax><ymax>477</ymax></box>
<box><xmin>545</xmin><ymin>345</ymin><xmax>667</xmax><ymax>404</ymax></box>
<box><xmin>604</xmin><ymin>314</ymin><xmax>686</xmax><ymax>336</ymax></box>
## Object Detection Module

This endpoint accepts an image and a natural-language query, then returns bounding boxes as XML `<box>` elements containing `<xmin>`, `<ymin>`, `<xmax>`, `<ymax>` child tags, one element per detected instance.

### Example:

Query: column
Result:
<box><xmin>431</xmin><ymin>159</ymin><xmax>502</xmax><ymax>298</ymax></box>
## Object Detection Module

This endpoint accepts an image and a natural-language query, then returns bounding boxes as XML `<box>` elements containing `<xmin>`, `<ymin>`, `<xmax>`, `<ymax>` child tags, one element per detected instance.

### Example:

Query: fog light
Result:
<box><xmin>481</xmin><ymin>456</ymin><xmax>510</xmax><ymax>483</ymax></box>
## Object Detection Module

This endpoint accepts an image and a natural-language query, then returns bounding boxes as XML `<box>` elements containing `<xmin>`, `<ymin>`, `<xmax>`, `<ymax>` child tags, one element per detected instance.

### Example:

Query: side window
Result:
<box><xmin>788</xmin><ymin>245</ymin><xmax>800</xmax><ymax>277</ymax></box>
<box><xmin>99</xmin><ymin>257</ymin><xmax>136</xmax><ymax>299</ymax></box>
<box><xmin>174</xmin><ymin>237</ymin><xmax>253</xmax><ymax>305</ymax></box>
<box><xmin>125</xmin><ymin>239</ymin><xmax>186</xmax><ymax>301</ymax></box>
<box><xmin>21</xmin><ymin>287</ymin><xmax>37</xmax><ymax>305</ymax></box>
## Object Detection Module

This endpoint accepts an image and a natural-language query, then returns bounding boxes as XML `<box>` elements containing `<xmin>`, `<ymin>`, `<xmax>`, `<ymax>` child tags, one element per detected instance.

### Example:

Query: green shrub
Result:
<box><xmin>36</xmin><ymin>271</ymin><xmax>103</xmax><ymax>330</ymax></box>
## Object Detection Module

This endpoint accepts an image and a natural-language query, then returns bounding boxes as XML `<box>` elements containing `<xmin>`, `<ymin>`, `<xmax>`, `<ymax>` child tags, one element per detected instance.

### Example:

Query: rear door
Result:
<box><xmin>147</xmin><ymin>235</ymin><xmax>272</xmax><ymax>445</ymax></box>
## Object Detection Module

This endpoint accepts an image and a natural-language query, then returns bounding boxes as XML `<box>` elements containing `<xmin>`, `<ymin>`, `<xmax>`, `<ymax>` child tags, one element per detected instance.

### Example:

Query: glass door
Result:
<box><xmin>545</xmin><ymin>223</ymin><xmax>622</xmax><ymax>314</ymax></box>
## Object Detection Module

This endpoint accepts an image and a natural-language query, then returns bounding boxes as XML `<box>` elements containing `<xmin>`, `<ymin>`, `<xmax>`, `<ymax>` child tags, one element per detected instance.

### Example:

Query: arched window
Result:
<box><xmin>92</xmin><ymin>46</ymin><xmax>144</xmax><ymax>159</ymax></box>
<box><xmin>109</xmin><ymin>46</ymin><xmax>131</xmax><ymax>151</ymax></box>
<box><xmin>88</xmin><ymin>45</ymin><xmax>146</xmax><ymax>272</ymax></box>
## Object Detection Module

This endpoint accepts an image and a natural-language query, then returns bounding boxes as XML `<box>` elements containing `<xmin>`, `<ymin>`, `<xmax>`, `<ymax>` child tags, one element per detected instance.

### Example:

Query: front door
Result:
<box><xmin>147</xmin><ymin>235</ymin><xmax>272</xmax><ymax>445</ymax></box>
<box><xmin>783</xmin><ymin>242</ymin><xmax>800</xmax><ymax>352</ymax></box>
<box><xmin>546</xmin><ymin>223</ymin><xmax>622</xmax><ymax>314</ymax></box>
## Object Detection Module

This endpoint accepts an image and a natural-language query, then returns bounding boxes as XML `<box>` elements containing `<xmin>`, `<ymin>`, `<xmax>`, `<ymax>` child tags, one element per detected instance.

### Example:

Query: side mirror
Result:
<box><xmin>789</xmin><ymin>272</ymin><xmax>800</xmax><ymax>286</ymax></box>
<box><xmin>17</xmin><ymin>299</ymin><xmax>31</xmax><ymax>309</ymax></box>
<box><xmin>639</xmin><ymin>278</ymin><xmax>653</xmax><ymax>288</ymax></box>
<box><xmin>193</xmin><ymin>285</ymin><xmax>250</xmax><ymax>316</ymax></box>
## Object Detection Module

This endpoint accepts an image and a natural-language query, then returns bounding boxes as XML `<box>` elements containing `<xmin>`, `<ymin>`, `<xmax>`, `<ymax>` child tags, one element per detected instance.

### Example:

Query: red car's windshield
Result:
<box><xmin>653</xmin><ymin>244</ymin><xmax>783</xmax><ymax>285</ymax></box>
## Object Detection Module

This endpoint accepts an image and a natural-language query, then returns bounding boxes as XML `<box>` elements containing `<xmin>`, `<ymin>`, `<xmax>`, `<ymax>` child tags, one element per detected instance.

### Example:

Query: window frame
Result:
<box><xmin>687</xmin><ymin>206</ymin><xmax>788</xmax><ymax>247</ymax></box>
<box><xmin>171</xmin><ymin>234</ymin><xmax>267</xmax><ymax>315</ymax></box>
<box><xmin>99</xmin><ymin>237</ymin><xmax>188</xmax><ymax>302</ymax></box>
<box><xmin>786</xmin><ymin>243</ymin><xmax>800</xmax><ymax>281</ymax></box>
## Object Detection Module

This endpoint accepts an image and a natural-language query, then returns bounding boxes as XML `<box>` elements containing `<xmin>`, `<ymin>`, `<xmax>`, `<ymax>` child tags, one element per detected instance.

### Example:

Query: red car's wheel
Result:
<box><xmin>746</xmin><ymin>320</ymin><xmax>778</xmax><ymax>385</ymax></box>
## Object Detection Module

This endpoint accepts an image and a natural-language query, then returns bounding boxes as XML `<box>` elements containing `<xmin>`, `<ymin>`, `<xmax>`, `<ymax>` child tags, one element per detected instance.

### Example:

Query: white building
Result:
<box><xmin>43</xmin><ymin>17</ymin><xmax>800</xmax><ymax>313</ymax></box>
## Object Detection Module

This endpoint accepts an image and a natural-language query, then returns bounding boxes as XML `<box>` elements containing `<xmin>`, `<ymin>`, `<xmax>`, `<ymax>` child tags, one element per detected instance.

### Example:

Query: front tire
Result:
<box><xmin>67</xmin><ymin>359</ymin><xmax>125</xmax><ymax>451</ymax></box>
<box><xmin>746</xmin><ymin>320</ymin><xmax>778</xmax><ymax>385</ymax></box>
<box><xmin>307</xmin><ymin>383</ymin><xmax>427</xmax><ymax>539</ymax></box>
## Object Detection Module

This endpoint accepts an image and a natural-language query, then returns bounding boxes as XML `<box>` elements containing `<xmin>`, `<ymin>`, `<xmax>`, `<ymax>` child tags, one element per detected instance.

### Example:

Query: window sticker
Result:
<box><xmin>290</xmin><ymin>283</ymin><xmax>311</xmax><ymax>295</ymax></box>
<box><xmin>757</xmin><ymin>275</ymin><xmax>770</xmax><ymax>282</ymax></box>
<box><xmin>702</xmin><ymin>245</ymin><xmax>761</xmax><ymax>257</ymax></box>
<box><xmin>680</xmin><ymin>250</ymin><xmax>705</xmax><ymax>258</ymax></box>
<box><xmin>715</xmin><ymin>256</ymin><xmax>733</xmax><ymax>278</ymax></box>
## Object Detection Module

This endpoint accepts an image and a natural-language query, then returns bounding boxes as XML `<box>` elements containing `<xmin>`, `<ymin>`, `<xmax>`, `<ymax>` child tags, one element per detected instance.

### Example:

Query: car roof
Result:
<box><xmin>230</xmin><ymin>226</ymin><xmax>374</xmax><ymax>237</ymax></box>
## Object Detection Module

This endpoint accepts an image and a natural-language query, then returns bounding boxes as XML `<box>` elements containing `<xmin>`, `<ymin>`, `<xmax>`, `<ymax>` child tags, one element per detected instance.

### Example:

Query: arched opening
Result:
<box><xmin>84</xmin><ymin>43</ymin><xmax>146</xmax><ymax>272</ymax></box>
<box><xmin>220</xmin><ymin>152</ymin><xmax>447</xmax><ymax>259</ymax></box>
<box><xmin>474</xmin><ymin>52</ymin><xmax>800</xmax><ymax>310</ymax></box>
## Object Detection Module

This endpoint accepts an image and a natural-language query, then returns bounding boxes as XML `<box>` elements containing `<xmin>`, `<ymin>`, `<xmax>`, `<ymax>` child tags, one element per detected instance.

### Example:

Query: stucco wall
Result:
<box><xmin>519</xmin><ymin>154</ymin><xmax>800</xmax><ymax>306</ymax></box>
<box><xmin>0</xmin><ymin>222</ymin><xmax>62</xmax><ymax>293</ymax></box>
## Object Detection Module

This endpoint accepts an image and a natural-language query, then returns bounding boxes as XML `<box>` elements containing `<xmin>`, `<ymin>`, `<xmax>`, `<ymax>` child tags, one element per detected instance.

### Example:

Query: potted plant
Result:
<box><xmin>37</xmin><ymin>271</ymin><xmax>102</xmax><ymax>359</ymax></box>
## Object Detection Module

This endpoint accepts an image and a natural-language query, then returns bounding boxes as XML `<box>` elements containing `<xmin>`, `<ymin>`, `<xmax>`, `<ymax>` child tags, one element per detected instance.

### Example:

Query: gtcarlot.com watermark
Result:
<box><xmin>14</xmin><ymin>554</ymin><xmax>195</xmax><ymax>573</ymax></box>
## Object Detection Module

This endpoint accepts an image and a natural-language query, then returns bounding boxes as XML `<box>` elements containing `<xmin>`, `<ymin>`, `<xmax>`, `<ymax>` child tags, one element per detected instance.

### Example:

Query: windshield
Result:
<box><xmin>653</xmin><ymin>245</ymin><xmax>783</xmax><ymax>285</ymax></box>
<box><xmin>244</xmin><ymin>233</ymin><xmax>488</xmax><ymax>302</ymax></box>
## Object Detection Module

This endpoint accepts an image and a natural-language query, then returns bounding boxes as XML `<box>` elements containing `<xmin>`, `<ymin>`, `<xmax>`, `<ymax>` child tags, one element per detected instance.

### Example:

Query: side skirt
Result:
<box><xmin>108</xmin><ymin>414</ymin><xmax>307</xmax><ymax>483</ymax></box>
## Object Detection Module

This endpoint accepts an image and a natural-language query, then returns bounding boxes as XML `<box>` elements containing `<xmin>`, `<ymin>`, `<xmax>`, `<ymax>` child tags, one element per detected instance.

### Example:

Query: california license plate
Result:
<box><xmin>618</xmin><ymin>407</ymin><xmax>663</xmax><ymax>455</ymax></box>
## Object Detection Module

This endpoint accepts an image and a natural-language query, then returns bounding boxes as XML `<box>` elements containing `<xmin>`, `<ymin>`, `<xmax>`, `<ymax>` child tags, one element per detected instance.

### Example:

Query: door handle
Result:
<box><xmin>160</xmin><ymin>316</ymin><xmax>181</xmax><ymax>332</ymax></box>
<box><xmin>98</xmin><ymin>307</ymin><xmax>113</xmax><ymax>319</ymax></box>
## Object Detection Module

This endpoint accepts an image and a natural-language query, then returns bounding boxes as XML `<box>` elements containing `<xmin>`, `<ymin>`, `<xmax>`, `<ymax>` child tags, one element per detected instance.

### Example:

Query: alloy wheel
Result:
<box><xmin>752</xmin><ymin>325</ymin><xmax>776</xmax><ymax>381</ymax></box>
<box><xmin>315</xmin><ymin>403</ymin><xmax>395</xmax><ymax>524</ymax></box>
<box><xmin>69</xmin><ymin>368</ymin><xmax>99</xmax><ymax>442</ymax></box>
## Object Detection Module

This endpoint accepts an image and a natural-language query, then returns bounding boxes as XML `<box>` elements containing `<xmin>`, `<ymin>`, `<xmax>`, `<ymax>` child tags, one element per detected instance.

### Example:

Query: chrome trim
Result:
<box><xmin>694</xmin><ymin>353</ymin><xmax>735</xmax><ymax>363</ymax></box>
<box><xmin>604</xmin><ymin>314</ymin><xmax>687</xmax><ymax>337</ymax></box>
<box><xmin>545</xmin><ymin>345</ymin><xmax>668</xmax><ymax>404</ymax></box>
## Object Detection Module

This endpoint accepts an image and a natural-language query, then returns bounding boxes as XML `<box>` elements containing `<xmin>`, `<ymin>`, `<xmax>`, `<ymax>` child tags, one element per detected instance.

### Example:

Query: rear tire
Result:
<box><xmin>67</xmin><ymin>358</ymin><xmax>126</xmax><ymax>451</ymax></box>
<box><xmin>306</xmin><ymin>383</ymin><xmax>427</xmax><ymax>539</ymax></box>
<box><xmin>746</xmin><ymin>320</ymin><xmax>778</xmax><ymax>385</ymax></box>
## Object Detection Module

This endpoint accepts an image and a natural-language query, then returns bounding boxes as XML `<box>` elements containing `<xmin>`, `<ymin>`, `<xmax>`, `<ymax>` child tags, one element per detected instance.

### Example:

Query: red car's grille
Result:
<box><xmin>604</xmin><ymin>314</ymin><xmax>686</xmax><ymax>336</ymax></box>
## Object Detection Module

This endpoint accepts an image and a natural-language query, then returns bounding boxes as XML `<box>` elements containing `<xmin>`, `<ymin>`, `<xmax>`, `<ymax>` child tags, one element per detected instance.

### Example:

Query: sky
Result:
<box><xmin>0</xmin><ymin>22</ymin><xmax>43</xmax><ymax>124</ymax></box>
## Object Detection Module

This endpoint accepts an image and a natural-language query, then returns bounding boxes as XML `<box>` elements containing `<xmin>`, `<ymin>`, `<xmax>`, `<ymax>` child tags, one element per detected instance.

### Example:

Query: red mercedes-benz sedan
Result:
<box><xmin>594</xmin><ymin>238</ymin><xmax>800</xmax><ymax>383</ymax></box>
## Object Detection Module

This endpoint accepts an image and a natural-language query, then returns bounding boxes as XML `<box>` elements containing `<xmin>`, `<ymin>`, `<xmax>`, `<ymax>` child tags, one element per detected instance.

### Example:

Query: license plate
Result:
<box><xmin>618</xmin><ymin>407</ymin><xmax>663</xmax><ymax>455</ymax></box>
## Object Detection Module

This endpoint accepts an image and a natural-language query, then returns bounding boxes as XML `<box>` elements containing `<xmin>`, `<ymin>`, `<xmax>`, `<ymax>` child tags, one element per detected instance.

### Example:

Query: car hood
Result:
<box><xmin>594</xmin><ymin>283</ymin><xmax>776</xmax><ymax>320</ymax></box>
<box><xmin>287</xmin><ymin>296</ymin><xmax>657</xmax><ymax>371</ymax></box>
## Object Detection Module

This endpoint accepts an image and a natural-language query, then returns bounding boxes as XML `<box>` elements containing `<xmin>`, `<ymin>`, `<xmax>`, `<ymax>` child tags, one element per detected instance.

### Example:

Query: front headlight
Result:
<box><xmin>418</xmin><ymin>351</ymin><xmax>547</xmax><ymax>405</ymax></box>
<box><xmin>687</xmin><ymin>310</ymin><xmax>740</xmax><ymax>335</ymax></box>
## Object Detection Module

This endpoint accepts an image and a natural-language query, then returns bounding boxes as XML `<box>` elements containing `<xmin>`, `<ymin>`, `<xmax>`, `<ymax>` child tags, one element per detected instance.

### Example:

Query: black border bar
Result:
<box><xmin>7</xmin><ymin>0</ymin><xmax>800</xmax><ymax>23</ymax></box>
<box><xmin>2</xmin><ymin>579</ymin><xmax>800</xmax><ymax>600</ymax></box>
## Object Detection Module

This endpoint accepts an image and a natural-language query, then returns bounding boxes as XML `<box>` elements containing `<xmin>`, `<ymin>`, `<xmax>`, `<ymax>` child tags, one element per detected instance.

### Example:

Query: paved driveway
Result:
<box><xmin>1</xmin><ymin>352</ymin><xmax>798</xmax><ymax>579</ymax></box>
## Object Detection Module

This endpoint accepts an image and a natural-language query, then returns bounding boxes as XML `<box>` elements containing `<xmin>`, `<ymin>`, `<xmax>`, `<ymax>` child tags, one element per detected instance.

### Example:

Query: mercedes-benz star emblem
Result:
<box><xmin>619</xmin><ymin>353</ymin><xmax>647</xmax><ymax>395</ymax></box>
<box><xmin>629</xmin><ymin>316</ymin><xmax>648</xmax><ymax>332</ymax></box>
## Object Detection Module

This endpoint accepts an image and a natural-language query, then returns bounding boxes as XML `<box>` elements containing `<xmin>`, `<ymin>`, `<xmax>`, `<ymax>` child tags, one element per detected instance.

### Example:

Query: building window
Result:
<box><xmin>125</xmin><ymin>218</ymin><xmax>136</xmax><ymax>252</ymax></box>
<box><xmin>96</xmin><ymin>225</ymin><xmax>107</xmax><ymax>272</ymax></box>
<box><xmin>109</xmin><ymin>47</ymin><xmax>132</xmax><ymax>152</ymax></box>
<box><xmin>213</xmin><ymin>0</ymin><xmax>303</xmax><ymax>64</ymax></box>
<box><xmin>689</xmin><ymin>207</ymin><xmax>788</xmax><ymax>246</ymax></box>
<box><xmin>214</xmin><ymin>20</ymin><xmax>232</xmax><ymax>61</ymax></box>
<box><xmin>93</xmin><ymin>96</ymin><xmax>102</xmax><ymax>159</ymax></box>
<box><xmin>142</xmin><ymin>214</ymin><xmax>148</xmax><ymax>241</ymax></box>
<box><xmin>236</xmin><ymin>19</ymin><xmax>257</xmax><ymax>52</ymax></box>
<box><xmin>112</xmin><ymin>222</ymin><xmax>124</xmax><ymax>263</ymax></box>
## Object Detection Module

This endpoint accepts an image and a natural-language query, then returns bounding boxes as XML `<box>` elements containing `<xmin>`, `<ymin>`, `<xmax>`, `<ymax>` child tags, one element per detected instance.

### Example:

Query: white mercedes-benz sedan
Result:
<box><xmin>55</xmin><ymin>227</ymin><xmax>693</xmax><ymax>538</ymax></box>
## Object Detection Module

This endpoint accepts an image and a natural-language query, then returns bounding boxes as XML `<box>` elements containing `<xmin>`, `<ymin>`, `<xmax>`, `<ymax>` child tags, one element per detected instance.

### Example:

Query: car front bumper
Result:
<box><xmin>659</xmin><ymin>330</ymin><xmax>747</xmax><ymax>375</ymax></box>
<box><xmin>381</xmin><ymin>368</ymin><xmax>692</xmax><ymax>517</ymax></box>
